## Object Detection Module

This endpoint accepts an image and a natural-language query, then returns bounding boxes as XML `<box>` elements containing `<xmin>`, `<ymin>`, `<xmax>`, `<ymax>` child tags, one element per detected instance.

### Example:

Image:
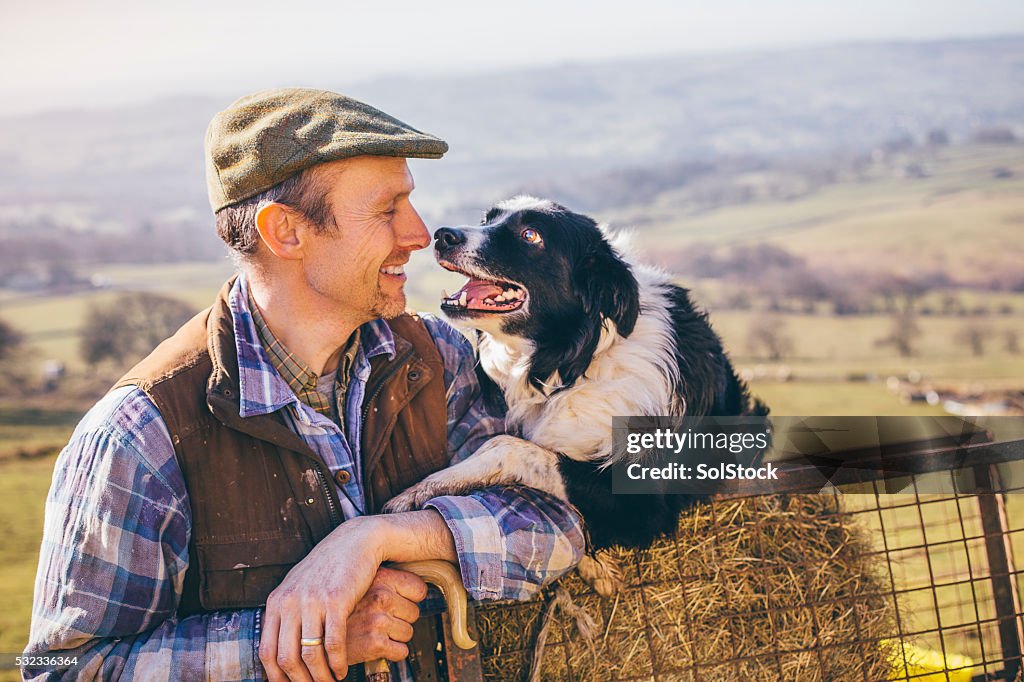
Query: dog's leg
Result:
<box><xmin>576</xmin><ymin>551</ymin><xmax>623</xmax><ymax>598</ymax></box>
<box><xmin>383</xmin><ymin>435</ymin><xmax>568</xmax><ymax>513</ymax></box>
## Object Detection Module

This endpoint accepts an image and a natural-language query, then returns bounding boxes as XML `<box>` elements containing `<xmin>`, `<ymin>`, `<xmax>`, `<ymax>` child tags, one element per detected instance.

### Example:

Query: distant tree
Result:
<box><xmin>875</xmin><ymin>308</ymin><xmax>921</xmax><ymax>357</ymax></box>
<box><xmin>0</xmin><ymin>317</ymin><xmax>23</xmax><ymax>362</ymax></box>
<box><xmin>955</xmin><ymin>323</ymin><xmax>990</xmax><ymax>357</ymax></box>
<box><xmin>0</xmin><ymin>317</ymin><xmax>31</xmax><ymax>395</ymax></box>
<box><xmin>1006</xmin><ymin>330</ymin><xmax>1021</xmax><ymax>355</ymax></box>
<box><xmin>80</xmin><ymin>292</ymin><xmax>196</xmax><ymax>369</ymax></box>
<box><xmin>868</xmin><ymin>273</ymin><xmax>933</xmax><ymax>313</ymax></box>
<box><xmin>746</xmin><ymin>314</ymin><xmax>794</xmax><ymax>361</ymax></box>
<box><xmin>780</xmin><ymin>268</ymin><xmax>832</xmax><ymax>310</ymax></box>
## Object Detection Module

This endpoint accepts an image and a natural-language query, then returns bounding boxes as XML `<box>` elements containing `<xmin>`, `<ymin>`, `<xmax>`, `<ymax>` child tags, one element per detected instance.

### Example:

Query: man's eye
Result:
<box><xmin>521</xmin><ymin>228</ymin><xmax>542</xmax><ymax>244</ymax></box>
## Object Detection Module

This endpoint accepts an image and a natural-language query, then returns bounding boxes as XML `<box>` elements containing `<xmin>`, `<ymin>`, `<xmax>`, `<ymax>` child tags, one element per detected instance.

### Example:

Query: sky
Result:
<box><xmin>1</xmin><ymin>0</ymin><xmax>1023</xmax><ymax>115</ymax></box>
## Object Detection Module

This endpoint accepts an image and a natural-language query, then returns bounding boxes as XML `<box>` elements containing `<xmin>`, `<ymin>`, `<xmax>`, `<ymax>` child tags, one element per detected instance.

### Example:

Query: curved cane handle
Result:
<box><xmin>395</xmin><ymin>560</ymin><xmax>477</xmax><ymax>650</ymax></box>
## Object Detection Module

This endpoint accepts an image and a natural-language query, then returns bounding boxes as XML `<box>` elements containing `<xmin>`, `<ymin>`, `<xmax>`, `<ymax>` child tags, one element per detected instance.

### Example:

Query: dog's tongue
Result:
<box><xmin>459</xmin><ymin>278</ymin><xmax>504</xmax><ymax>309</ymax></box>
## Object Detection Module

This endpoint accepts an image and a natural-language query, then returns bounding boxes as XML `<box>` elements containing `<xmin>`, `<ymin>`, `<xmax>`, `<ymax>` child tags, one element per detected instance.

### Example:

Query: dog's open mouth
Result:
<box><xmin>438</xmin><ymin>264</ymin><xmax>527</xmax><ymax>314</ymax></box>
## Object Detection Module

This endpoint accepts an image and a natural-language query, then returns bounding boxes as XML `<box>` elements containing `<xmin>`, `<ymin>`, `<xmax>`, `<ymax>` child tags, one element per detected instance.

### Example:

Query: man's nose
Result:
<box><xmin>434</xmin><ymin>227</ymin><xmax>467</xmax><ymax>251</ymax></box>
<box><xmin>396</xmin><ymin>204</ymin><xmax>431</xmax><ymax>251</ymax></box>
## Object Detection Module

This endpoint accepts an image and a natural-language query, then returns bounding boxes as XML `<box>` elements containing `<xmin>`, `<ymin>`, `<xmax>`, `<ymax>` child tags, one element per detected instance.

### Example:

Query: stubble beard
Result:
<box><xmin>371</xmin><ymin>284</ymin><xmax>407</xmax><ymax>320</ymax></box>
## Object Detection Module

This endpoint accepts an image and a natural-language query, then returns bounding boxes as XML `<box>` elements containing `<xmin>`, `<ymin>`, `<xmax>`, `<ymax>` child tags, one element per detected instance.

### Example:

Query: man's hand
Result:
<box><xmin>262</xmin><ymin>565</ymin><xmax>426</xmax><ymax>681</ymax></box>
<box><xmin>258</xmin><ymin>511</ymin><xmax>458</xmax><ymax>682</ymax></box>
<box><xmin>345</xmin><ymin>567</ymin><xmax>427</xmax><ymax>664</ymax></box>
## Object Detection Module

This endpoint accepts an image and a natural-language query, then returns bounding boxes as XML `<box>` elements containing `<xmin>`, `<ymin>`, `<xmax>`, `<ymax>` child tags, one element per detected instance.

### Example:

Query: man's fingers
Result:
<box><xmin>377</xmin><ymin>637</ymin><xmax>410</xmax><ymax>663</ymax></box>
<box><xmin>299</xmin><ymin>609</ymin><xmax>334</xmax><ymax>682</ymax></box>
<box><xmin>347</xmin><ymin>627</ymin><xmax>411</xmax><ymax>664</ymax></box>
<box><xmin>276</xmin><ymin>614</ymin><xmax>314</xmax><ymax>682</ymax></box>
<box><xmin>381</xmin><ymin>614</ymin><xmax>415</xmax><ymax>643</ymax></box>
<box><xmin>259</xmin><ymin>610</ymin><xmax>287</xmax><ymax>682</ymax></box>
<box><xmin>323</xmin><ymin>610</ymin><xmax>350</xmax><ymax>679</ymax></box>
<box><xmin>376</xmin><ymin>567</ymin><xmax>429</xmax><ymax>602</ymax></box>
<box><xmin>387</xmin><ymin>594</ymin><xmax>421</xmax><ymax>624</ymax></box>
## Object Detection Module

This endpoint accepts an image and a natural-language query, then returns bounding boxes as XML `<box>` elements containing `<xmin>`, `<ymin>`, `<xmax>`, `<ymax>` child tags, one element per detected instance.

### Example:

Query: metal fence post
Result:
<box><xmin>975</xmin><ymin>463</ymin><xmax>1023</xmax><ymax>680</ymax></box>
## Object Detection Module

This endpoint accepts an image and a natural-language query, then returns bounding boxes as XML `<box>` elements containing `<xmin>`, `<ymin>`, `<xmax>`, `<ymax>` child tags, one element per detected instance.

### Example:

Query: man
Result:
<box><xmin>26</xmin><ymin>88</ymin><xmax>585</xmax><ymax>681</ymax></box>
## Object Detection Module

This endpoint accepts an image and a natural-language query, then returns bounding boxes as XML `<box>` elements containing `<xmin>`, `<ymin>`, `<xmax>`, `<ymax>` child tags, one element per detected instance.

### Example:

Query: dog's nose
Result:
<box><xmin>434</xmin><ymin>227</ymin><xmax>467</xmax><ymax>250</ymax></box>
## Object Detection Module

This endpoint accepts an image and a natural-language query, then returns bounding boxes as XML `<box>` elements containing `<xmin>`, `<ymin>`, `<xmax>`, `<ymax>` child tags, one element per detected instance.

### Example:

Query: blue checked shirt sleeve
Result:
<box><xmin>418</xmin><ymin>316</ymin><xmax>585</xmax><ymax>601</ymax></box>
<box><xmin>24</xmin><ymin>387</ymin><xmax>263</xmax><ymax>681</ymax></box>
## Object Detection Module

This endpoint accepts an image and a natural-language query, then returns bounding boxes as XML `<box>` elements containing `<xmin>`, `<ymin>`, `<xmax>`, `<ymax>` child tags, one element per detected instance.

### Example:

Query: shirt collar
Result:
<box><xmin>229</xmin><ymin>274</ymin><xmax>397</xmax><ymax>418</ymax></box>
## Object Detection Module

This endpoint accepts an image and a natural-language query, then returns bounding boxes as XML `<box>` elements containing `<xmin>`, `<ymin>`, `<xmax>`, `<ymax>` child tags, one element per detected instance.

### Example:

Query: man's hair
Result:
<box><xmin>214</xmin><ymin>166</ymin><xmax>337</xmax><ymax>258</ymax></box>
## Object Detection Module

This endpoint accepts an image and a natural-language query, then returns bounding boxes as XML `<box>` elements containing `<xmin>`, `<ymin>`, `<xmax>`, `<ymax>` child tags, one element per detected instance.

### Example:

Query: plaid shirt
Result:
<box><xmin>25</xmin><ymin>275</ymin><xmax>584</xmax><ymax>681</ymax></box>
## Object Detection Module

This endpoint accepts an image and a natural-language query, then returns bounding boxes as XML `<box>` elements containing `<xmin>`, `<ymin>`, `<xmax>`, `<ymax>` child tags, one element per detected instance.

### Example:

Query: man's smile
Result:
<box><xmin>379</xmin><ymin>262</ymin><xmax>408</xmax><ymax>282</ymax></box>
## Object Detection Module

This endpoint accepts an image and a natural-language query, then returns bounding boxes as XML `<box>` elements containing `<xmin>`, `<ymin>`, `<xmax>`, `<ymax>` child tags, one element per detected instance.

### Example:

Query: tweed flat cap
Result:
<box><xmin>205</xmin><ymin>88</ymin><xmax>448</xmax><ymax>211</ymax></box>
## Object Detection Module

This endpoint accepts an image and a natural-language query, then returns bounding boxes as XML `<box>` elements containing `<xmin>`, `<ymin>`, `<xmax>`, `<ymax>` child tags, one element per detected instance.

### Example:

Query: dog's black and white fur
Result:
<box><xmin>384</xmin><ymin>196</ymin><xmax>768</xmax><ymax>595</ymax></box>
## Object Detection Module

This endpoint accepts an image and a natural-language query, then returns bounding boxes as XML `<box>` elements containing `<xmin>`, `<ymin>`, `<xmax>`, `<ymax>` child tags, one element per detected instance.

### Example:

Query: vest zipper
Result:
<box><xmin>361</xmin><ymin>347</ymin><xmax>416</xmax><ymax>423</ymax></box>
<box><xmin>314</xmin><ymin>464</ymin><xmax>343</xmax><ymax>527</ymax></box>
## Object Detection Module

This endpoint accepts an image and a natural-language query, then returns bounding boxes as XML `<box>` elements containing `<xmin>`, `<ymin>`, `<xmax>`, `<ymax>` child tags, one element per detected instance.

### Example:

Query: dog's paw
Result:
<box><xmin>382</xmin><ymin>480</ymin><xmax>454</xmax><ymax>513</ymax></box>
<box><xmin>381</xmin><ymin>489</ymin><xmax>421</xmax><ymax>513</ymax></box>
<box><xmin>577</xmin><ymin>553</ymin><xmax>623</xmax><ymax>599</ymax></box>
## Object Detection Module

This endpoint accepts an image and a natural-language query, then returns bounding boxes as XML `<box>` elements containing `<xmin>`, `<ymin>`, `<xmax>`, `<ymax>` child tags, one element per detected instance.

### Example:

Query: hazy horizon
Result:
<box><xmin>2</xmin><ymin>0</ymin><xmax>1023</xmax><ymax>115</ymax></box>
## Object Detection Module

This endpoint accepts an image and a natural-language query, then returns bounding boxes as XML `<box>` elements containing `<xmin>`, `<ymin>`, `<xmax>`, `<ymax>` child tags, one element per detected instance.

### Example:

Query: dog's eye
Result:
<box><xmin>521</xmin><ymin>227</ymin><xmax>542</xmax><ymax>244</ymax></box>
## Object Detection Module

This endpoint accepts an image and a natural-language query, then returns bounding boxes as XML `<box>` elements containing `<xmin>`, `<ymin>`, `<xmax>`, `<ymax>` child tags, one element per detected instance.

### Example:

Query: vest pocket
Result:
<box><xmin>194</xmin><ymin>535</ymin><xmax>311</xmax><ymax>609</ymax></box>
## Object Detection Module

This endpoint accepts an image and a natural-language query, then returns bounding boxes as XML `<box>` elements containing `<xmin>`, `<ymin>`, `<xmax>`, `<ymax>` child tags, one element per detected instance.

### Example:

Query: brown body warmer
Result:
<box><xmin>114</xmin><ymin>279</ymin><xmax>452</xmax><ymax>678</ymax></box>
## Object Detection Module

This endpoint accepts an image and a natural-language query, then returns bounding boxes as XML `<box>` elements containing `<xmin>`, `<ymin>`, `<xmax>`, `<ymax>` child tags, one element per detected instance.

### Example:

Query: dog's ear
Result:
<box><xmin>529</xmin><ymin>319</ymin><xmax>601</xmax><ymax>394</ymax></box>
<box><xmin>573</xmin><ymin>243</ymin><xmax>640</xmax><ymax>337</ymax></box>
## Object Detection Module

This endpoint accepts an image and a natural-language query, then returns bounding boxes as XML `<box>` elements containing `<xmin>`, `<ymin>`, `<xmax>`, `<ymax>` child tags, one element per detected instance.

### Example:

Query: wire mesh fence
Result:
<box><xmin>842</xmin><ymin>472</ymin><xmax>1024</xmax><ymax>680</ymax></box>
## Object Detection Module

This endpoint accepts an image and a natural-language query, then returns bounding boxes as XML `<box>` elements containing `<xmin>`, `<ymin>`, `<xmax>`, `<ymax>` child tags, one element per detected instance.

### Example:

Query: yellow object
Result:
<box><xmin>885</xmin><ymin>639</ymin><xmax>974</xmax><ymax>681</ymax></box>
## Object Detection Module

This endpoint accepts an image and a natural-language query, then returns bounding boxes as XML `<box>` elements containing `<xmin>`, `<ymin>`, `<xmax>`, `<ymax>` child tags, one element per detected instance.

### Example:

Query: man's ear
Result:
<box><xmin>254</xmin><ymin>202</ymin><xmax>303</xmax><ymax>261</ymax></box>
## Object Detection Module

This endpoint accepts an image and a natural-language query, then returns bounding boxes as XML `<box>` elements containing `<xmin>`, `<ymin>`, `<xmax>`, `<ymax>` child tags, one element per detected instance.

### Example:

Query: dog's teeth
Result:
<box><xmin>504</xmin><ymin>289</ymin><xmax>515</xmax><ymax>297</ymax></box>
<box><xmin>459</xmin><ymin>292</ymin><xmax>467</xmax><ymax>306</ymax></box>
<box><xmin>494</xmin><ymin>294</ymin><xmax>506</xmax><ymax>302</ymax></box>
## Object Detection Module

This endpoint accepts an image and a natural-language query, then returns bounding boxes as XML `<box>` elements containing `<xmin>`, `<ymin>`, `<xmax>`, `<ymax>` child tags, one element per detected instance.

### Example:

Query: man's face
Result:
<box><xmin>300</xmin><ymin>156</ymin><xmax>430</xmax><ymax>322</ymax></box>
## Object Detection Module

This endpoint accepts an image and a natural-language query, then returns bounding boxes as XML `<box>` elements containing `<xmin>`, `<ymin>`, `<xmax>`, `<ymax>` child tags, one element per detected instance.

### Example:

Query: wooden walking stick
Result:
<box><xmin>364</xmin><ymin>560</ymin><xmax>477</xmax><ymax>682</ymax></box>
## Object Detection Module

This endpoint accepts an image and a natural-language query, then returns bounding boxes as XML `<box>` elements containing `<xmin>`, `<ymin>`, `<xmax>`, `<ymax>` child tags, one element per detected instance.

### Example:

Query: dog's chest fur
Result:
<box><xmin>478</xmin><ymin>269</ymin><xmax>683</xmax><ymax>463</ymax></box>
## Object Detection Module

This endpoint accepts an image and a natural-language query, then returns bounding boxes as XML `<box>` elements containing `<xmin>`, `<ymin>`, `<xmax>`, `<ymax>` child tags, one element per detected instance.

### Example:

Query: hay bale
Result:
<box><xmin>475</xmin><ymin>494</ymin><xmax>895</xmax><ymax>681</ymax></box>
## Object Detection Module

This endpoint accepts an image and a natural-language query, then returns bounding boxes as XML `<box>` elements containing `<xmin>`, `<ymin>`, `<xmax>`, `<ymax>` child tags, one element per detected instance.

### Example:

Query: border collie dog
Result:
<box><xmin>384</xmin><ymin>196</ymin><xmax>767</xmax><ymax>595</ymax></box>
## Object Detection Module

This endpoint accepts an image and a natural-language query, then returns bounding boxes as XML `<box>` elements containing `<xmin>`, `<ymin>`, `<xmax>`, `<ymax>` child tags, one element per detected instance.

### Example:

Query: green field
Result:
<box><xmin>0</xmin><ymin>455</ymin><xmax>55</xmax><ymax>677</ymax></box>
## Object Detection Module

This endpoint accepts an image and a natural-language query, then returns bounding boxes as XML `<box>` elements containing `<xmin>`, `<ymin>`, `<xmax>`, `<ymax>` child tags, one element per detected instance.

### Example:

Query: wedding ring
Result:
<box><xmin>300</xmin><ymin>637</ymin><xmax>324</xmax><ymax>647</ymax></box>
